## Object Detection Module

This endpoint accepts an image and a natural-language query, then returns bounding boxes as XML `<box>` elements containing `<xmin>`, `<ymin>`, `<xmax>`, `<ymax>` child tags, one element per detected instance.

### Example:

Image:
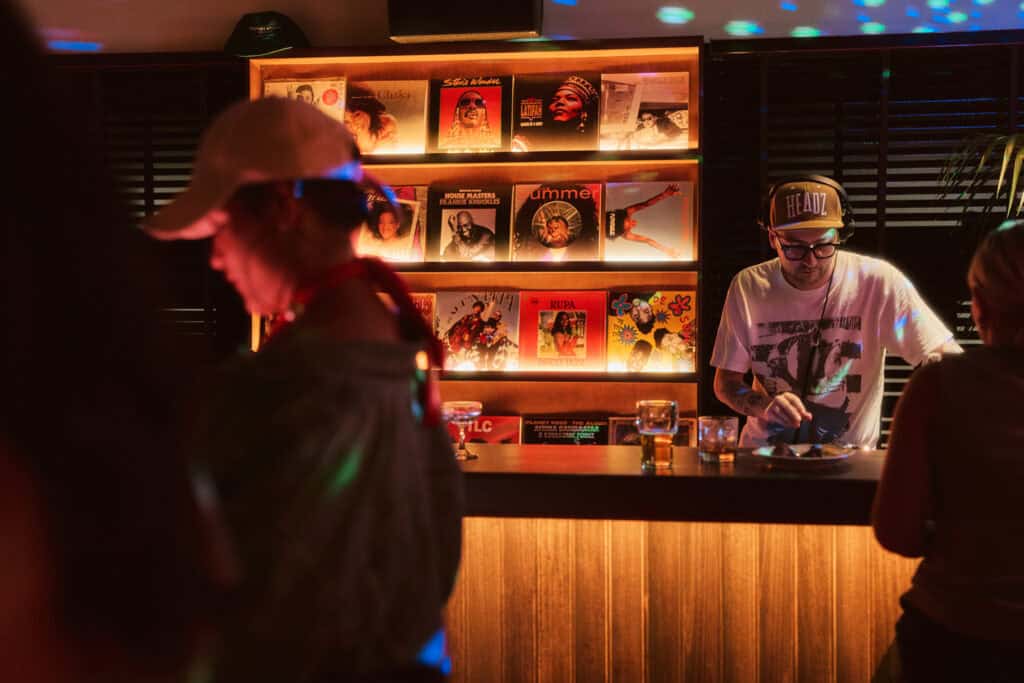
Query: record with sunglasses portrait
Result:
<box><xmin>428</xmin><ymin>76</ymin><xmax>511</xmax><ymax>153</ymax></box>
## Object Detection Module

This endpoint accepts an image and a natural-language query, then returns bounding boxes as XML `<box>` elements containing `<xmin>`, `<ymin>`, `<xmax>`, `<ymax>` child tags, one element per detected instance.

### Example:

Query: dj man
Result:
<box><xmin>710</xmin><ymin>176</ymin><xmax>961</xmax><ymax>447</ymax></box>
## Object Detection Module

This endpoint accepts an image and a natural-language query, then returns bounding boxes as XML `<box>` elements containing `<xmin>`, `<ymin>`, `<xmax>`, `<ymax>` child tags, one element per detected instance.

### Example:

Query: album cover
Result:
<box><xmin>345</xmin><ymin>80</ymin><xmax>429</xmax><ymax>155</ymax></box>
<box><xmin>355</xmin><ymin>187</ymin><xmax>424</xmax><ymax>262</ymax></box>
<box><xmin>428</xmin><ymin>76</ymin><xmax>511</xmax><ymax>153</ymax></box>
<box><xmin>603</xmin><ymin>181</ymin><xmax>695</xmax><ymax>262</ymax></box>
<box><xmin>446</xmin><ymin>415</ymin><xmax>522</xmax><ymax>444</ymax></box>
<box><xmin>511</xmin><ymin>72</ymin><xmax>601</xmax><ymax>152</ymax></box>
<box><xmin>436</xmin><ymin>291</ymin><xmax>520</xmax><ymax>371</ymax></box>
<box><xmin>511</xmin><ymin>183</ymin><xmax>601</xmax><ymax>262</ymax></box>
<box><xmin>522</xmin><ymin>415</ymin><xmax>609</xmax><ymax>445</ymax></box>
<box><xmin>607</xmin><ymin>290</ymin><xmax>697</xmax><ymax>373</ymax></box>
<box><xmin>608</xmin><ymin>416</ymin><xmax>696</xmax><ymax>447</ymax></box>
<box><xmin>518</xmin><ymin>290</ymin><xmax>606</xmax><ymax>371</ymax></box>
<box><xmin>376</xmin><ymin>291</ymin><xmax>436</xmax><ymax>330</ymax></box>
<box><xmin>599</xmin><ymin>72</ymin><xmax>689</xmax><ymax>151</ymax></box>
<box><xmin>410</xmin><ymin>292</ymin><xmax>436</xmax><ymax>329</ymax></box>
<box><xmin>427</xmin><ymin>185</ymin><xmax>512</xmax><ymax>262</ymax></box>
<box><xmin>262</xmin><ymin>78</ymin><xmax>346</xmax><ymax>125</ymax></box>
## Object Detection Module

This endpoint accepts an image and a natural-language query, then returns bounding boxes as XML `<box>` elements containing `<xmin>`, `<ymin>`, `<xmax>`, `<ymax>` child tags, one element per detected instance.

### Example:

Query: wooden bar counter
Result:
<box><xmin>443</xmin><ymin>445</ymin><xmax>917</xmax><ymax>683</ymax></box>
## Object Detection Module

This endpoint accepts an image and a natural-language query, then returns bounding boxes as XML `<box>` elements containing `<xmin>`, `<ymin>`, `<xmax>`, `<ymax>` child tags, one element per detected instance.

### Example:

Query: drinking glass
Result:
<box><xmin>636</xmin><ymin>400</ymin><xmax>678</xmax><ymax>470</ymax></box>
<box><xmin>441</xmin><ymin>400</ymin><xmax>483</xmax><ymax>460</ymax></box>
<box><xmin>698</xmin><ymin>415</ymin><xmax>739</xmax><ymax>463</ymax></box>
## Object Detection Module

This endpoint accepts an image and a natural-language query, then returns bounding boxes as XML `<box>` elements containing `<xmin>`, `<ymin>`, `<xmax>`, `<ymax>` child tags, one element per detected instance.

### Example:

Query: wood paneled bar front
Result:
<box><xmin>443</xmin><ymin>446</ymin><xmax>916</xmax><ymax>683</ymax></box>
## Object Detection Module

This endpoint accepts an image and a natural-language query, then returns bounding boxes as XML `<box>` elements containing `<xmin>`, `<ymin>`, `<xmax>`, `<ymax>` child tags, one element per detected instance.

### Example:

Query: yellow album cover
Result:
<box><xmin>606</xmin><ymin>290</ymin><xmax>697</xmax><ymax>373</ymax></box>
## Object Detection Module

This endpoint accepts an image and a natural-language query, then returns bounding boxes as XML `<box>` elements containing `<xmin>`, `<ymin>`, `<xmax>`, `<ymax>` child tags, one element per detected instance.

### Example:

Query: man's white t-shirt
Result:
<box><xmin>710</xmin><ymin>251</ymin><xmax>953</xmax><ymax>448</ymax></box>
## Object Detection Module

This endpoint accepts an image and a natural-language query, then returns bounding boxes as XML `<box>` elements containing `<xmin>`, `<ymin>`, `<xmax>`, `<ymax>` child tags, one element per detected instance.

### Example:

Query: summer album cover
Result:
<box><xmin>511</xmin><ymin>183</ymin><xmax>601</xmax><ymax>262</ymax></box>
<box><xmin>262</xmin><ymin>78</ymin><xmax>346</xmax><ymax>125</ymax></box>
<box><xmin>345</xmin><ymin>80</ymin><xmax>429</xmax><ymax>155</ymax></box>
<box><xmin>599</xmin><ymin>72</ymin><xmax>689</xmax><ymax>151</ymax></box>
<box><xmin>428</xmin><ymin>76</ymin><xmax>511</xmax><ymax>153</ymax></box>
<box><xmin>603</xmin><ymin>181</ymin><xmax>695</xmax><ymax>262</ymax></box>
<box><xmin>606</xmin><ymin>290</ymin><xmax>697</xmax><ymax>373</ymax></box>
<box><xmin>518</xmin><ymin>290</ymin><xmax>606</xmax><ymax>372</ymax></box>
<box><xmin>436</xmin><ymin>291</ymin><xmax>520</xmax><ymax>371</ymax></box>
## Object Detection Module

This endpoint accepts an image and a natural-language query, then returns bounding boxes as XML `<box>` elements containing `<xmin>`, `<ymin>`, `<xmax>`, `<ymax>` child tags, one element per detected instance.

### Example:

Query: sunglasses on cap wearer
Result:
<box><xmin>458</xmin><ymin>97</ymin><xmax>485</xmax><ymax>107</ymax></box>
<box><xmin>770</xmin><ymin>229</ymin><xmax>842</xmax><ymax>261</ymax></box>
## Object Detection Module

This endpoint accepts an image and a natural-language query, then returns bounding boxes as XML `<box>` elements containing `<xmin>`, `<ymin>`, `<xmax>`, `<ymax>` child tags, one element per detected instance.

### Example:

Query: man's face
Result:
<box><xmin>549</xmin><ymin>87</ymin><xmax>583</xmax><ymax>122</ymax></box>
<box><xmin>377</xmin><ymin>210</ymin><xmax>399</xmax><ymax>240</ymax></box>
<box><xmin>295</xmin><ymin>88</ymin><xmax>314</xmax><ymax>104</ymax></box>
<box><xmin>770</xmin><ymin>227</ymin><xmax>840</xmax><ymax>291</ymax></box>
<box><xmin>457</xmin><ymin>91</ymin><xmax>485</xmax><ymax>128</ymax></box>
<box><xmin>639</xmin><ymin>113</ymin><xmax>656</xmax><ymax>128</ymax></box>
<box><xmin>208</xmin><ymin>206</ymin><xmax>290</xmax><ymax>316</ymax></box>
<box><xmin>455</xmin><ymin>212</ymin><xmax>474</xmax><ymax>241</ymax></box>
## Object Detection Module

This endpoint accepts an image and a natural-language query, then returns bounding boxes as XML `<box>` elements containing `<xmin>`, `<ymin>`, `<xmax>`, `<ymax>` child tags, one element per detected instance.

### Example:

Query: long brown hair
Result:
<box><xmin>968</xmin><ymin>221</ymin><xmax>1024</xmax><ymax>348</ymax></box>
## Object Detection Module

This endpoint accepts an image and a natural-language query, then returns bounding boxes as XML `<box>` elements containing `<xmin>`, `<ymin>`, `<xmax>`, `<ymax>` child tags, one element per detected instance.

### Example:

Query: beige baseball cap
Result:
<box><xmin>145</xmin><ymin>96</ymin><xmax>391</xmax><ymax>240</ymax></box>
<box><xmin>768</xmin><ymin>178</ymin><xmax>845</xmax><ymax>232</ymax></box>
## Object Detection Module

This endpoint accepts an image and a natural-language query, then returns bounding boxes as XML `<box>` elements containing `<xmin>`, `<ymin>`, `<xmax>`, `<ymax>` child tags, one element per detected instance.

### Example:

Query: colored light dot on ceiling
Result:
<box><xmin>882</xmin><ymin>68</ymin><xmax>892</xmax><ymax>78</ymax></box>
<box><xmin>724</xmin><ymin>20</ymin><xmax>764</xmax><ymax>35</ymax></box>
<box><xmin>552</xmin><ymin>0</ymin><xmax>577</xmax><ymax>5</ymax></box>
<box><xmin>913</xmin><ymin>24</ymin><xmax>936</xmax><ymax>31</ymax></box>
<box><xmin>857</xmin><ymin>13</ymin><xmax>871</xmax><ymax>21</ymax></box>
<box><xmin>780</xmin><ymin>1</ymin><xmax>798</xmax><ymax>10</ymax></box>
<box><xmin>861</xmin><ymin>21</ymin><xmax>887</xmax><ymax>33</ymax></box>
<box><xmin>906</xmin><ymin>5</ymin><xmax>921</xmax><ymax>16</ymax></box>
<box><xmin>948</xmin><ymin>10</ymin><xmax>969</xmax><ymax>21</ymax></box>
<box><xmin>1020</xmin><ymin>1</ymin><xmax>1024</xmax><ymax>11</ymax></box>
<box><xmin>927</xmin><ymin>0</ymin><xmax>950</xmax><ymax>8</ymax></box>
<box><xmin>657</xmin><ymin>6</ymin><xmax>695</xmax><ymax>24</ymax></box>
<box><xmin>974</xmin><ymin>0</ymin><xmax>995</xmax><ymax>4</ymax></box>
<box><xmin>791</xmin><ymin>25</ymin><xmax>822</xmax><ymax>36</ymax></box>
<box><xmin>858</xmin><ymin>0</ymin><xmax>886</xmax><ymax>7</ymax></box>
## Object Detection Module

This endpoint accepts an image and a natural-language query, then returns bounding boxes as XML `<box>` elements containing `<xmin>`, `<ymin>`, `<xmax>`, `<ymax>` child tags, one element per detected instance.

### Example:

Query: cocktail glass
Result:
<box><xmin>441</xmin><ymin>400</ymin><xmax>483</xmax><ymax>460</ymax></box>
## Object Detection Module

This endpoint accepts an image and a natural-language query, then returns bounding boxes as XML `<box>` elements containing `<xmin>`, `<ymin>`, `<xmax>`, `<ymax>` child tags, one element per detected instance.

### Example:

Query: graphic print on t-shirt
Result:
<box><xmin>750</xmin><ymin>316</ymin><xmax>863</xmax><ymax>443</ymax></box>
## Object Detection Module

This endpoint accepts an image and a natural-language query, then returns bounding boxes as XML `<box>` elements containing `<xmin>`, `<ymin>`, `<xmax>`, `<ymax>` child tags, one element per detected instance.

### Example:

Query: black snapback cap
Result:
<box><xmin>224</xmin><ymin>11</ymin><xmax>310</xmax><ymax>58</ymax></box>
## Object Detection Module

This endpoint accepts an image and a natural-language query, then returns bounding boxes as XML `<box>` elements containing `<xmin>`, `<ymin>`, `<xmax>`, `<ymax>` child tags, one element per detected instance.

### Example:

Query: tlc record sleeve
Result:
<box><xmin>510</xmin><ymin>72</ymin><xmax>601</xmax><ymax>152</ymax></box>
<box><xmin>511</xmin><ymin>183</ymin><xmax>601</xmax><ymax>262</ymax></box>
<box><xmin>262</xmin><ymin>78</ymin><xmax>346</xmax><ymax>125</ymax></box>
<box><xmin>345</xmin><ymin>80</ymin><xmax>429</xmax><ymax>155</ymax></box>
<box><xmin>446</xmin><ymin>415</ymin><xmax>522</xmax><ymax>445</ymax></box>
<box><xmin>427</xmin><ymin>185</ymin><xmax>512</xmax><ymax>262</ymax></box>
<box><xmin>599</xmin><ymin>72</ymin><xmax>689</xmax><ymax>151</ymax></box>
<box><xmin>522</xmin><ymin>415</ymin><xmax>609</xmax><ymax>445</ymax></box>
<box><xmin>436</xmin><ymin>291</ymin><xmax>520</xmax><ymax>371</ymax></box>
<box><xmin>606</xmin><ymin>290</ymin><xmax>697</xmax><ymax>373</ymax></box>
<box><xmin>603</xmin><ymin>181</ymin><xmax>694</xmax><ymax>262</ymax></box>
<box><xmin>428</xmin><ymin>76</ymin><xmax>511</xmax><ymax>153</ymax></box>
<box><xmin>355</xmin><ymin>186</ymin><xmax>426</xmax><ymax>262</ymax></box>
<box><xmin>518</xmin><ymin>290</ymin><xmax>607</xmax><ymax>372</ymax></box>
<box><xmin>608</xmin><ymin>416</ymin><xmax>696</xmax><ymax>447</ymax></box>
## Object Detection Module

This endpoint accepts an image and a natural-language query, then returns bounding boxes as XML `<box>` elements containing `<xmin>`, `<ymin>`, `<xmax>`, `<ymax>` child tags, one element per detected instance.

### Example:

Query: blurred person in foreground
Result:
<box><xmin>873</xmin><ymin>221</ymin><xmax>1024</xmax><ymax>681</ymax></box>
<box><xmin>145</xmin><ymin>96</ymin><xmax>463</xmax><ymax>683</ymax></box>
<box><xmin>0</xmin><ymin>1</ymin><xmax>224</xmax><ymax>681</ymax></box>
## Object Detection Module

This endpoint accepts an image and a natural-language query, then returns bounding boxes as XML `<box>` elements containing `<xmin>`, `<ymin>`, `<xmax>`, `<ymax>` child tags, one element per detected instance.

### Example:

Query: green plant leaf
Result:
<box><xmin>1009</xmin><ymin>145</ymin><xmax>1024</xmax><ymax>217</ymax></box>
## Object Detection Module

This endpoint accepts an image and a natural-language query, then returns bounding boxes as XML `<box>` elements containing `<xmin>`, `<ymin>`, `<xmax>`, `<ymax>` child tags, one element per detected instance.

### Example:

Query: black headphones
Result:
<box><xmin>758</xmin><ymin>174</ymin><xmax>855</xmax><ymax>243</ymax></box>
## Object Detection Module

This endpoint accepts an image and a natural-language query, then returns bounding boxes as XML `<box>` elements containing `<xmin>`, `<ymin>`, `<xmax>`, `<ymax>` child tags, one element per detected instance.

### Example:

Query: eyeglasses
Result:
<box><xmin>776</xmin><ymin>240</ymin><xmax>840</xmax><ymax>261</ymax></box>
<box><xmin>459</xmin><ymin>97</ymin><xmax>485</xmax><ymax>107</ymax></box>
<box><xmin>640</xmin><ymin>115</ymin><xmax>655</xmax><ymax>121</ymax></box>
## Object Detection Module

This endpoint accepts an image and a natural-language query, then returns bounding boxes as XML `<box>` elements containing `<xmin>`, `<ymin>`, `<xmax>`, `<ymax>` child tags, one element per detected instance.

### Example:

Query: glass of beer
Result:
<box><xmin>698</xmin><ymin>415</ymin><xmax>739</xmax><ymax>463</ymax></box>
<box><xmin>636</xmin><ymin>400</ymin><xmax>678</xmax><ymax>471</ymax></box>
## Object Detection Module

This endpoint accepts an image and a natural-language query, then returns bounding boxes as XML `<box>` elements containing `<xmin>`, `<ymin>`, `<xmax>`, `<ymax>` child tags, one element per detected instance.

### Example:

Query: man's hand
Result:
<box><xmin>761</xmin><ymin>392</ymin><xmax>812</xmax><ymax>429</ymax></box>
